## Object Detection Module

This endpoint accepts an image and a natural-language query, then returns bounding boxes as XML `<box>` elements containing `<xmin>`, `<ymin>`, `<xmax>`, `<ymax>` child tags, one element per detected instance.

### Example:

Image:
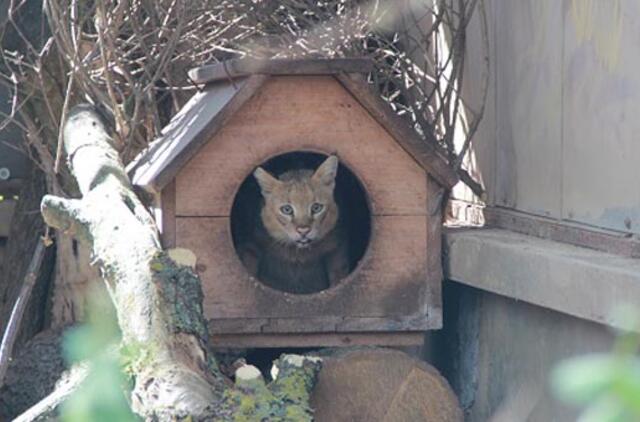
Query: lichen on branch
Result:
<box><xmin>33</xmin><ymin>104</ymin><xmax>324</xmax><ymax>421</ymax></box>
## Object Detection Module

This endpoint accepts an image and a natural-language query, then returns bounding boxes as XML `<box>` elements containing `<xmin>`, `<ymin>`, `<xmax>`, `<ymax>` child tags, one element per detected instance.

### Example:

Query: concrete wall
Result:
<box><xmin>459</xmin><ymin>0</ymin><xmax>640</xmax><ymax>235</ymax></box>
<box><xmin>432</xmin><ymin>282</ymin><xmax>616</xmax><ymax>422</ymax></box>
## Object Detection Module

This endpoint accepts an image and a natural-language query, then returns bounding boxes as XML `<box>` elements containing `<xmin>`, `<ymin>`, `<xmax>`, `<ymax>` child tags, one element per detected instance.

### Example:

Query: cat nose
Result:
<box><xmin>296</xmin><ymin>226</ymin><xmax>311</xmax><ymax>235</ymax></box>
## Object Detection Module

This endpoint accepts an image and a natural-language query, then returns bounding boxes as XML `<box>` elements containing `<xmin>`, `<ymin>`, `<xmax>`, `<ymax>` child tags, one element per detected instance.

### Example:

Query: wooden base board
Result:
<box><xmin>211</xmin><ymin>332</ymin><xmax>425</xmax><ymax>348</ymax></box>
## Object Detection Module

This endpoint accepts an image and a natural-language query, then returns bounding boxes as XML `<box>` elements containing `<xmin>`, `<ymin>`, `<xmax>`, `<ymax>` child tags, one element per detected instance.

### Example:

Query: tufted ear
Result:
<box><xmin>312</xmin><ymin>155</ymin><xmax>338</xmax><ymax>189</ymax></box>
<box><xmin>253</xmin><ymin>167</ymin><xmax>281</xmax><ymax>196</ymax></box>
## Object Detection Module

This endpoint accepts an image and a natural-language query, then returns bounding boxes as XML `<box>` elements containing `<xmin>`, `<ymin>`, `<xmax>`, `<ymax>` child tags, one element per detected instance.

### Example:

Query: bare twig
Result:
<box><xmin>2</xmin><ymin>0</ymin><xmax>488</xmax><ymax>195</ymax></box>
<box><xmin>53</xmin><ymin>68</ymin><xmax>75</xmax><ymax>174</ymax></box>
<box><xmin>0</xmin><ymin>239</ymin><xmax>47</xmax><ymax>388</ymax></box>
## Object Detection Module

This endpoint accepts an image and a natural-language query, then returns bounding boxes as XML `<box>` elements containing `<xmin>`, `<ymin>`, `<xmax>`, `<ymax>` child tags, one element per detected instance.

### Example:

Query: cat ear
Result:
<box><xmin>253</xmin><ymin>167</ymin><xmax>280</xmax><ymax>196</ymax></box>
<box><xmin>313</xmin><ymin>155</ymin><xmax>338</xmax><ymax>188</ymax></box>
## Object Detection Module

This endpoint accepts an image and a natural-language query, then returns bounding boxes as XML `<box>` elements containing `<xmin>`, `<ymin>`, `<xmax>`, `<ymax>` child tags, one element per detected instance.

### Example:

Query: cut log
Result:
<box><xmin>0</xmin><ymin>239</ymin><xmax>47</xmax><ymax>388</ymax></box>
<box><xmin>310</xmin><ymin>348</ymin><xmax>462</xmax><ymax>422</ymax></box>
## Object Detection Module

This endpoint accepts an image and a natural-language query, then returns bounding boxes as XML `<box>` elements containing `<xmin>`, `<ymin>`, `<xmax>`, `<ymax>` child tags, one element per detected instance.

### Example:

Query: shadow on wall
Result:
<box><xmin>431</xmin><ymin>281</ymin><xmax>618</xmax><ymax>422</ymax></box>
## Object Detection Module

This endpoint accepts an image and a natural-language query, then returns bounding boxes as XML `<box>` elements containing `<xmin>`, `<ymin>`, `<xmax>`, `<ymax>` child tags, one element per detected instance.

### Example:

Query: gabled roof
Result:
<box><xmin>128</xmin><ymin>58</ymin><xmax>459</xmax><ymax>192</ymax></box>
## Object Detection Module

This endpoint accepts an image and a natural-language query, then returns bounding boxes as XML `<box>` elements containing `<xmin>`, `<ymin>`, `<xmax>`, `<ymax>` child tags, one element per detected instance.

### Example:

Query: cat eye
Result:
<box><xmin>311</xmin><ymin>203</ymin><xmax>324</xmax><ymax>214</ymax></box>
<box><xmin>280</xmin><ymin>204</ymin><xmax>294</xmax><ymax>215</ymax></box>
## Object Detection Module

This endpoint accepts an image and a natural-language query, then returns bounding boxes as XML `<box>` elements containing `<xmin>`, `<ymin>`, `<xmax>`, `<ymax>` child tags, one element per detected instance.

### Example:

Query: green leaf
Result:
<box><xmin>577</xmin><ymin>395</ymin><xmax>626</xmax><ymax>422</ymax></box>
<box><xmin>60</xmin><ymin>358</ymin><xmax>138</xmax><ymax>422</ymax></box>
<box><xmin>60</xmin><ymin>288</ymin><xmax>137</xmax><ymax>421</ymax></box>
<box><xmin>551</xmin><ymin>354</ymin><xmax>616</xmax><ymax>403</ymax></box>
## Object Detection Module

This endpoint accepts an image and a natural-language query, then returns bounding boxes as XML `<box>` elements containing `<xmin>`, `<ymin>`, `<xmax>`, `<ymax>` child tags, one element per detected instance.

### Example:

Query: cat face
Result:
<box><xmin>254</xmin><ymin>155</ymin><xmax>339</xmax><ymax>249</ymax></box>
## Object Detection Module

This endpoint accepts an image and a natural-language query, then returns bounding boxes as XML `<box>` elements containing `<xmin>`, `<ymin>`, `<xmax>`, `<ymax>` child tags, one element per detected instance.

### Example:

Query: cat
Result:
<box><xmin>238</xmin><ymin>155</ymin><xmax>350</xmax><ymax>294</ymax></box>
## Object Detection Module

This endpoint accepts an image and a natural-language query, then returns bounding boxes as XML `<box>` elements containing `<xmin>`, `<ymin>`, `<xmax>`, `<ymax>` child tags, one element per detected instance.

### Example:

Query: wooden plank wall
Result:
<box><xmin>453</xmin><ymin>0</ymin><xmax>640</xmax><ymax>235</ymax></box>
<box><xmin>562</xmin><ymin>1</ymin><xmax>640</xmax><ymax>234</ymax></box>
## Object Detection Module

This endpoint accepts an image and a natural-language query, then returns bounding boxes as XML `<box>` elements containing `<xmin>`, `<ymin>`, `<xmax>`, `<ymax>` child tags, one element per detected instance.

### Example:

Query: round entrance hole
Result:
<box><xmin>230</xmin><ymin>151</ymin><xmax>371</xmax><ymax>294</ymax></box>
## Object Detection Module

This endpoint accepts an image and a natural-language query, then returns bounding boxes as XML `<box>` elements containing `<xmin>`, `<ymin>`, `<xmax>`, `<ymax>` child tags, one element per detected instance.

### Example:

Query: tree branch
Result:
<box><xmin>40</xmin><ymin>104</ymin><xmax>323</xmax><ymax>420</ymax></box>
<box><xmin>40</xmin><ymin>196</ymin><xmax>90</xmax><ymax>244</ymax></box>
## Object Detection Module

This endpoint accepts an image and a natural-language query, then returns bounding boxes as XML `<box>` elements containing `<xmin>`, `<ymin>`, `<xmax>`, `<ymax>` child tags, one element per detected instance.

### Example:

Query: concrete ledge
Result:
<box><xmin>444</xmin><ymin>228</ymin><xmax>640</xmax><ymax>330</ymax></box>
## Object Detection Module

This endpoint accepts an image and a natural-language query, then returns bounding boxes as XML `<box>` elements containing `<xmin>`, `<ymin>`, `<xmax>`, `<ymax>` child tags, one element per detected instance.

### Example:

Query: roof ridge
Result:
<box><xmin>188</xmin><ymin>57</ymin><xmax>374</xmax><ymax>84</ymax></box>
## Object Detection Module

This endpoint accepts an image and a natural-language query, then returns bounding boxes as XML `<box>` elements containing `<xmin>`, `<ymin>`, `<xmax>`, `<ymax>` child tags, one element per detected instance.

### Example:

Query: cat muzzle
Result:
<box><xmin>295</xmin><ymin>237</ymin><xmax>312</xmax><ymax>247</ymax></box>
<box><xmin>296</xmin><ymin>226</ymin><xmax>311</xmax><ymax>235</ymax></box>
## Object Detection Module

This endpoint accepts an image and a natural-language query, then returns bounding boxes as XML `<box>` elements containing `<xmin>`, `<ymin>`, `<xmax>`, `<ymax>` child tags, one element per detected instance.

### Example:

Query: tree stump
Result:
<box><xmin>310</xmin><ymin>348</ymin><xmax>462</xmax><ymax>422</ymax></box>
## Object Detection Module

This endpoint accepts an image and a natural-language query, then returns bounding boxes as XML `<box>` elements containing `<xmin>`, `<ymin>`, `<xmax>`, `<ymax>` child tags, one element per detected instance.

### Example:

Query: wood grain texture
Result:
<box><xmin>129</xmin><ymin>75</ymin><xmax>267</xmax><ymax>192</ymax></box>
<box><xmin>146</xmin><ymin>72</ymin><xmax>446</xmax><ymax>343</ymax></box>
<box><xmin>336</xmin><ymin>73</ymin><xmax>458</xmax><ymax>189</ymax></box>
<box><xmin>425</xmin><ymin>176</ymin><xmax>444</xmax><ymax>328</ymax></box>
<box><xmin>210</xmin><ymin>333</ymin><xmax>424</xmax><ymax>348</ymax></box>
<box><xmin>160</xmin><ymin>181</ymin><xmax>176</xmax><ymax>248</ymax></box>
<box><xmin>208</xmin><ymin>315</ymin><xmax>437</xmax><ymax>335</ymax></box>
<box><xmin>334</xmin><ymin>315</ymin><xmax>438</xmax><ymax>332</ymax></box>
<box><xmin>175</xmin><ymin>75</ymin><xmax>429</xmax><ymax>217</ymax></box>
<box><xmin>494</xmin><ymin>0</ymin><xmax>563</xmax><ymax>217</ymax></box>
<box><xmin>310</xmin><ymin>348</ymin><xmax>462</xmax><ymax>422</ymax></box>
<box><xmin>188</xmin><ymin>57</ymin><xmax>374</xmax><ymax>84</ymax></box>
<box><xmin>562</xmin><ymin>1</ymin><xmax>640</xmax><ymax>234</ymax></box>
<box><xmin>175</xmin><ymin>214</ymin><xmax>429</xmax><ymax>321</ymax></box>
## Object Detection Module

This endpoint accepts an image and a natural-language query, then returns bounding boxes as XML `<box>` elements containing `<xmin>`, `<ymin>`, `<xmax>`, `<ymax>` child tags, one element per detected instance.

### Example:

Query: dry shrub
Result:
<box><xmin>0</xmin><ymin>0</ymin><xmax>487</xmax><ymax>195</ymax></box>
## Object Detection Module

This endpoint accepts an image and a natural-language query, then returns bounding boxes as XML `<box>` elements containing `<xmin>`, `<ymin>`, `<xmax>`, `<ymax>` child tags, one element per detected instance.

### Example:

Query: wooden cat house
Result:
<box><xmin>129</xmin><ymin>58</ymin><xmax>458</xmax><ymax>347</ymax></box>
